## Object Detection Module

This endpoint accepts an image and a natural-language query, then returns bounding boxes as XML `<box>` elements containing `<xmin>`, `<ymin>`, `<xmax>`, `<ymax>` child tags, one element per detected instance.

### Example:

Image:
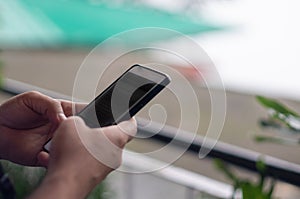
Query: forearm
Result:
<box><xmin>27</xmin><ymin>170</ymin><xmax>96</xmax><ymax>199</ymax></box>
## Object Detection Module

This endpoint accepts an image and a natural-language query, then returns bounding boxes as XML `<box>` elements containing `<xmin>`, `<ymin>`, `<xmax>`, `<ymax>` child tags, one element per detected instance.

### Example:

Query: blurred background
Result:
<box><xmin>1</xmin><ymin>0</ymin><xmax>300</xmax><ymax>198</ymax></box>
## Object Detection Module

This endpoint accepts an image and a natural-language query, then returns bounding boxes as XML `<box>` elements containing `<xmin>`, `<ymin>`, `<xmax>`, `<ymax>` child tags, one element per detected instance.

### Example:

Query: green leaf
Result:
<box><xmin>1</xmin><ymin>160</ymin><xmax>45</xmax><ymax>198</ymax></box>
<box><xmin>256</xmin><ymin>159</ymin><xmax>266</xmax><ymax>191</ymax></box>
<box><xmin>254</xmin><ymin>135</ymin><xmax>300</xmax><ymax>145</ymax></box>
<box><xmin>256</xmin><ymin>96</ymin><xmax>299</xmax><ymax>117</ymax></box>
<box><xmin>241</xmin><ymin>182</ymin><xmax>271</xmax><ymax>199</ymax></box>
<box><xmin>256</xmin><ymin>159</ymin><xmax>266</xmax><ymax>174</ymax></box>
<box><xmin>87</xmin><ymin>182</ymin><xmax>108</xmax><ymax>199</ymax></box>
<box><xmin>255</xmin><ymin>135</ymin><xmax>287</xmax><ymax>144</ymax></box>
<box><xmin>268</xmin><ymin>179</ymin><xmax>276</xmax><ymax>197</ymax></box>
<box><xmin>214</xmin><ymin>158</ymin><xmax>276</xmax><ymax>199</ymax></box>
<box><xmin>214</xmin><ymin>159</ymin><xmax>239</xmax><ymax>186</ymax></box>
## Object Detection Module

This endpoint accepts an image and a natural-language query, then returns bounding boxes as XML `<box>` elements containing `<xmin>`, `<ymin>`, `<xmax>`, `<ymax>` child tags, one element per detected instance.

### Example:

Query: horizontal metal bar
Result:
<box><xmin>1</xmin><ymin>78</ymin><xmax>71</xmax><ymax>100</ymax></box>
<box><xmin>2</xmin><ymin>78</ymin><xmax>300</xmax><ymax>187</ymax></box>
<box><xmin>137</xmin><ymin>118</ymin><xmax>300</xmax><ymax>187</ymax></box>
<box><xmin>122</xmin><ymin>150</ymin><xmax>233</xmax><ymax>198</ymax></box>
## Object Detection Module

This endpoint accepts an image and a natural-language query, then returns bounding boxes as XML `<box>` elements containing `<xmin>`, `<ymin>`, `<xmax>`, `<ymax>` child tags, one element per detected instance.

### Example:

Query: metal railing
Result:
<box><xmin>121</xmin><ymin>150</ymin><xmax>233</xmax><ymax>199</ymax></box>
<box><xmin>0</xmin><ymin>78</ymin><xmax>234</xmax><ymax>199</ymax></box>
<box><xmin>2</xmin><ymin>78</ymin><xmax>300</xmax><ymax>198</ymax></box>
<box><xmin>137</xmin><ymin>117</ymin><xmax>300</xmax><ymax>187</ymax></box>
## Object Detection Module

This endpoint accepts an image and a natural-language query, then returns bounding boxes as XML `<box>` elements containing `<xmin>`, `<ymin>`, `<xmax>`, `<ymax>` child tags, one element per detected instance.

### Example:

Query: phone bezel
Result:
<box><xmin>77</xmin><ymin>64</ymin><xmax>170</xmax><ymax>127</ymax></box>
<box><xmin>129</xmin><ymin>64</ymin><xmax>170</xmax><ymax>86</ymax></box>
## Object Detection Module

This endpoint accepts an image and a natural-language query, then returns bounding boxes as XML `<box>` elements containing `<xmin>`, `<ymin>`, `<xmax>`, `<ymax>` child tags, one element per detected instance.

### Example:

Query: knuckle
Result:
<box><xmin>52</xmin><ymin>99</ymin><xmax>62</xmax><ymax>107</ymax></box>
<box><xmin>24</xmin><ymin>91</ymin><xmax>42</xmax><ymax>97</ymax></box>
<box><xmin>62</xmin><ymin>101</ymin><xmax>73</xmax><ymax>115</ymax></box>
<box><xmin>116</xmin><ymin>133</ymin><xmax>128</xmax><ymax>148</ymax></box>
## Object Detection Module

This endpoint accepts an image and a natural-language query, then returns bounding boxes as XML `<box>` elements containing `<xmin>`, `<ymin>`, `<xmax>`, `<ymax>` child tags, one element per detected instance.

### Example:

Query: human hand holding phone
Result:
<box><xmin>44</xmin><ymin>64</ymin><xmax>170</xmax><ymax>151</ymax></box>
<box><xmin>0</xmin><ymin>91</ymin><xmax>65</xmax><ymax>166</ymax></box>
<box><xmin>29</xmin><ymin>116</ymin><xmax>137</xmax><ymax>199</ymax></box>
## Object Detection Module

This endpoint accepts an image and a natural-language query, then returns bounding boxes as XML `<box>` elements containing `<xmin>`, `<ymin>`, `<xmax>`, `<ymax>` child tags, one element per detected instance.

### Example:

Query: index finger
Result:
<box><xmin>59</xmin><ymin>100</ymin><xmax>87</xmax><ymax>117</ymax></box>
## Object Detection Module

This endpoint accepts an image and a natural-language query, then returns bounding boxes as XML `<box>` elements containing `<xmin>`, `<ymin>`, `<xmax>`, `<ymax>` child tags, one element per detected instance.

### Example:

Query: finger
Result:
<box><xmin>118</xmin><ymin>117</ymin><xmax>137</xmax><ymax>140</ymax></box>
<box><xmin>21</xmin><ymin>91</ymin><xmax>66</xmax><ymax>125</ymax></box>
<box><xmin>101</xmin><ymin>118</ymin><xmax>137</xmax><ymax>148</ymax></box>
<box><xmin>60</xmin><ymin>100</ymin><xmax>87</xmax><ymax>117</ymax></box>
<box><xmin>37</xmin><ymin>151</ymin><xmax>50</xmax><ymax>168</ymax></box>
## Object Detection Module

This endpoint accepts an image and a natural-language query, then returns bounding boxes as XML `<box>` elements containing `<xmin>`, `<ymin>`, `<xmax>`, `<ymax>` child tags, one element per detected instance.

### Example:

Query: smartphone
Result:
<box><xmin>44</xmin><ymin>64</ymin><xmax>170</xmax><ymax>151</ymax></box>
<box><xmin>78</xmin><ymin>64</ymin><xmax>170</xmax><ymax>128</ymax></box>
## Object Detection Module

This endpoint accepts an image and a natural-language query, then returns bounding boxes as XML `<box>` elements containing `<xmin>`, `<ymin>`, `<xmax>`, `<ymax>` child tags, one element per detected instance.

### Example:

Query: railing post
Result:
<box><xmin>185</xmin><ymin>187</ymin><xmax>195</xmax><ymax>199</ymax></box>
<box><xmin>124</xmin><ymin>172</ymin><xmax>134</xmax><ymax>199</ymax></box>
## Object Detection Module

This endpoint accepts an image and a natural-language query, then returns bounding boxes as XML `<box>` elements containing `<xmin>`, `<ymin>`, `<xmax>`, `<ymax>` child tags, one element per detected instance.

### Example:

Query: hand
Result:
<box><xmin>0</xmin><ymin>91</ymin><xmax>85</xmax><ymax>167</ymax></box>
<box><xmin>29</xmin><ymin>116</ymin><xmax>137</xmax><ymax>199</ymax></box>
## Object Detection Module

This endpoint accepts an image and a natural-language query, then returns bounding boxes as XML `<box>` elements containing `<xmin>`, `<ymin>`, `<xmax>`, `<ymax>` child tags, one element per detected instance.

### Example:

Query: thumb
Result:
<box><xmin>37</xmin><ymin>151</ymin><xmax>50</xmax><ymax>168</ymax></box>
<box><xmin>22</xmin><ymin>91</ymin><xmax>67</xmax><ymax>129</ymax></box>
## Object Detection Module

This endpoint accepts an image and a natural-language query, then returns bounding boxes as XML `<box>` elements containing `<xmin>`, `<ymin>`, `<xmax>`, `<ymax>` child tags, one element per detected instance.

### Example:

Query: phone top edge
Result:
<box><xmin>130</xmin><ymin>64</ymin><xmax>171</xmax><ymax>86</ymax></box>
<box><xmin>161</xmin><ymin>75</ymin><xmax>171</xmax><ymax>86</ymax></box>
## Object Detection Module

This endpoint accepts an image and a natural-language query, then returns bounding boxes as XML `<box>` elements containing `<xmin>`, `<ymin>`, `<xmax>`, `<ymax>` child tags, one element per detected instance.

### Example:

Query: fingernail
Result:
<box><xmin>58</xmin><ymin>113</ymin><xmax>67</xmax><ymax>121</ymax></box>
<box><xmin>118</xmin><ymin>120</ymin><xmax>137</xmax><ymax>137</ymax></box>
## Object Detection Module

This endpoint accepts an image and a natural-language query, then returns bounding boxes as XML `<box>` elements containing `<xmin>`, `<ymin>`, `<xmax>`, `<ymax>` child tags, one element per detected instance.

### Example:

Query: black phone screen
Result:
<box><xmin>78</xmin><ymin>70</ymin><xmax>163</xmax><ymax>128</ymax></box>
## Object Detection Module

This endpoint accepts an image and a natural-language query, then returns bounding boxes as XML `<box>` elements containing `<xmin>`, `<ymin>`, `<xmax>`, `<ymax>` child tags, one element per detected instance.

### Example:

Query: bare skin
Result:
<box><xmin>0</xmin><ymin>91</ymin><xmax>136</xmax><ymax>199</ymax></box>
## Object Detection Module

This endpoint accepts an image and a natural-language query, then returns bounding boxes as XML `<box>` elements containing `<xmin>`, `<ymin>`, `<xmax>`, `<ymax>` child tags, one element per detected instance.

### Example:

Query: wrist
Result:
<box><xmin>48</xmin><ymin>170</ymin><xmax>93</xmax><ymax>198</ymax></box>
<box><xmin>29</xmin><ymin>169</ymin><xmax>95</xmax><ymax>199</ymax></box>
